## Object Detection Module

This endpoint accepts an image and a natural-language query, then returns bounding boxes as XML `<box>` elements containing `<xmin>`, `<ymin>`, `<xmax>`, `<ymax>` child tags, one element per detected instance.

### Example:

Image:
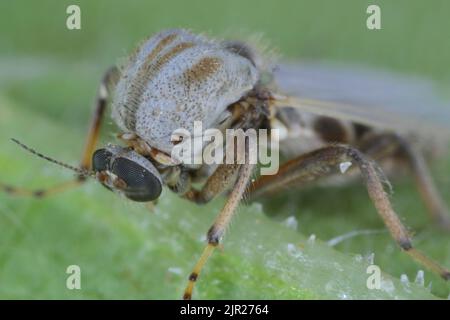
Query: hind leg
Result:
<box><xmin>358</xmin><ymin>133</ymin><xmax>450</xmax><ymax>229</ymax></box>
<box><xmin>249</xmin><ymin>144</ymin><xmax>450</xmax><ymax>280</ymax></box>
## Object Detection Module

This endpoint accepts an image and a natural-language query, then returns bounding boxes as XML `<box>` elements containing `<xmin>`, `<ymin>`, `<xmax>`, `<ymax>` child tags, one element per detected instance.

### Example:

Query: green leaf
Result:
<box><xmin>0</xmin><ymin>99</ymin><xmax>448</xmax><ymax>299</ymax></box>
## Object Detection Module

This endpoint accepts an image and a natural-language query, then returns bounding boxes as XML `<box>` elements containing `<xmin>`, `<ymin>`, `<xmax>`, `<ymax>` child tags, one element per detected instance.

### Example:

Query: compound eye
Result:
<box><xmin>111</xmin><ymin>157</ymin><xmax>162</xmax><ymax>202</ymax></box>
<box><xmin>92</xmin><ymin>149</ymin><xmax>113</xmax><ymax>172</ymax></box>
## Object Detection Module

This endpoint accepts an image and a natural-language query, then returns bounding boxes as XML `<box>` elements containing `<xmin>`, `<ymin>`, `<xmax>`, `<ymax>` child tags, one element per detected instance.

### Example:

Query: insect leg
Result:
<box><xmin>1</xmin><ymin>66</ymin><xmax>119</xmax><ymax>198</ymax></box>
<box><xmin>183</xmin><ymin>162</ymin><xmax>255</xmax><ymax>300</ymax></box>
<box><xmin>395</xmin><ymin>137</ymin><xmax>450</xmax><ymax>229</ymax></box>
<box><xmin>357</xmin><ymin>133</ymin><xmax>450</xmax><ymax>229</ymax></box>
<box><xmin>183</xmin><ymin>163</ymin><xmax>241</xmax><ymax>204</ymax></box>
<box><xmin>248</xmin><ymin>145</ymin><xmax>450</xmax><ymax>280</ymax></box>
<box><xmin>80</xmin><ymin>66</ymin><xmax>119</xmax><ymax>170</ymax></box>
<box><xmin>0</xmin><ymin>179</ymin><xmax>84</xmax><ymax>198</ymax></box>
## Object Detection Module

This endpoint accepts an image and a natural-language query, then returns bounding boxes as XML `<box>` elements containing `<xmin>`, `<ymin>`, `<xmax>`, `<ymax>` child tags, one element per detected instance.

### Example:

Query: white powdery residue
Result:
<box><xmin>283</xmin><ymin>216</ymin><xmax>298</xmax><ymax>231</ymax></box>
<box><xmin>400</xmin><ymin>274</ymin><xmax>411</xmax><ymax>293</ymax></box>
<box><xmin>380</xmin><ymin>277</ymin><xmax>396</xmax><ymax>294</ymax></box>
<box><xmin>353</xmin><ymin>254</ymin><xmax>363</xmax><ymax>263</ymax></box>
<box><xmin>333</xmin><ymin>262</ymin><xmax>344</xmax><ymax>273</ymax></box>
<box><xmin>251</xmin><ymin>202</ymin><xmax>264</xmax><ymax>213</ymax></box>
<box><xmin>121</xmin><ymin>132</ymin><xmax>135</xmax><ymax>140</ymax></box>
<box><xmin>307</xmin><ymin>234</ymin><xmax>316</xmax><ymax>245</ymax></box>
<box><xmin>338</xmin><ymin>291</ymin><xmax>351</xmax><ymax>300</ymax></box>
<box><xmin>325</xmin><ymin>281</ymin><xmax>335</xmax><ymax>294</ymax></box>
<box><xmin>286</xmin><ymin>243</ymin><xmax>296</xmax><ymax>254</ymax></box>
<box><xmin>178</xmin><ymin>218</ymin><xmax>193</xmax><ymax>231</ymax></box>
<box><xmin>167</xmin><ymin>267</ymin><xmax>183</xmax><ymax>275</ymax></box>
<box><xmin>415</xmin><ymin>270</ymin><xmax>425</xmax><ymax>287</ymax></box>
<box><xmin>286</xmin><ymin>243</ymin><xmax>304</xmax><ymax>260</ymax></box>
<box><xmin>366</xmin><ymin>253</ymin><xmax>375</xmax><ymax>265</ymax></box>
<box><xmin>264</xmin><ymin>257</ymin><xmax>278</xmax><ymax>270</ymax></box>
<box><xmin>327</xmin><ymin>229</ymin><xmax>385</xmax><ymax>247</ymax></box>
<box><xmin>400</xmin><ymin>274</ymin><xmax>409</xmax><ymax>286</ymax></box>
<box><xmin>136</xmin><ymin>241</ymin><xmax>153</xmax><ymax>261</ymax></box>
<box><xmin>339</xmin><ymin>161</ymin><xmax>352</xmax><ymax>174</ymax></box>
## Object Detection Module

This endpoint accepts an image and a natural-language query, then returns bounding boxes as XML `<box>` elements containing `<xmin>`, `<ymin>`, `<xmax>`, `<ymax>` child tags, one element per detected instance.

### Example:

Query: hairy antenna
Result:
<box><xmin>11</xmin><ymin>138</ymin><xmax>95</xmax><ymax>178</ymax></box>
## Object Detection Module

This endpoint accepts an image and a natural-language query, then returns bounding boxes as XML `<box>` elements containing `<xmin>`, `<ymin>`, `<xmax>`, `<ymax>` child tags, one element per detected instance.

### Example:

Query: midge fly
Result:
<box><xmin>2</xmin><ymin>29</ymin><xmax>450</xmax><ymax>299</ymax></box>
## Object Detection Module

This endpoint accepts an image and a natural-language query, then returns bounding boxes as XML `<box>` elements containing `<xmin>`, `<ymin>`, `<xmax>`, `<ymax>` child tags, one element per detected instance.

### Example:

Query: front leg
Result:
<box><xmin>183</xmin><ymin>160</ymin><xmax>255</xmax><ymax>300</ymax></box>
<box><xmin>183</xmin><ymin>163</ymin><xmax>241</xmax><ymax>204</ymax></box>
<box><xmin>1</xmin><ymin>66</ymin><xmax>119</xmax><ymax>198</ymax></box>
<box><xmin>248</xmin><ymin>144</ymin><xmax>450</xmax><ymax>280</ymax></box>
<box><xmin>80</xmin><ymin>66</ymin><xmax>120</xmax><ymax>170</ymax></box>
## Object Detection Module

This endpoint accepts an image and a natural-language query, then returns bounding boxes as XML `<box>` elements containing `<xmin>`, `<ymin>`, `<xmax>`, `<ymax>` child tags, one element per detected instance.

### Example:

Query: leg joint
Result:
<box><xmin>189</xmin><ymin>272</ymin><xmax>198</xmax><ymax>282</ymax></box>
<box><xmin>33</xmin><ymin>190</ymin><xmax>45</xmax><ymax>198</ymax></box>
<box><xmin>398</xmin><ymin>238</ymin><xmax>413</xmax><ymax>251</ymax></box>
<box><xmin>207</xmin><ymin>226</ymin><xmax>221</xmax><ymax>246</ymax></box>
<box><xmin>183</xmin><ymin>293</ymin><xmax>192</xmax><ymax>300</ymax></box>
<box><xmin>3</xmin><ymin>185</ymin><xmax>14</xmax><ymax>193</ymax></box>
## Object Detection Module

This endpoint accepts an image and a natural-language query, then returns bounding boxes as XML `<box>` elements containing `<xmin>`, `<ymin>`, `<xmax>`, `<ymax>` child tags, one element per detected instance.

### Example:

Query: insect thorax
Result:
<box><xmin>111</xmin><ymin>29</ymin><xmax>260</xmax><ymax>156</ymax></box>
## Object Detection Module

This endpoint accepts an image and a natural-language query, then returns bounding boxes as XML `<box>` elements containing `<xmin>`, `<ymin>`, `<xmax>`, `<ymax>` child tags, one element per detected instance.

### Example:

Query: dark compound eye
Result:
<box><xmin>92</xmin><ymin>148</ymin><xmax>113</xmax><ymax>172</ymax></box>
<box><xmin>111</xmin><ymin>157</ymin><xmax>162</xmax><ymax>202</ymax></box>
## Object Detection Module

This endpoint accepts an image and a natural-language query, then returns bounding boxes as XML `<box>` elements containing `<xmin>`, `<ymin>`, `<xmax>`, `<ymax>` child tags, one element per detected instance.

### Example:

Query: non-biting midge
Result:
<box><xmin>2</xmin><ymin>29</ymin><xmax>450</xmax><ymax>299</ymax></box>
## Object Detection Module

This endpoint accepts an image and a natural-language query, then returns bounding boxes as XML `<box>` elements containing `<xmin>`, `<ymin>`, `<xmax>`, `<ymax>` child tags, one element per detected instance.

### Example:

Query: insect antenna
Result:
<box><xmin>11</xmin><ymin>138</ymin><xmax>96</xmax><ymax>178</ymax></box>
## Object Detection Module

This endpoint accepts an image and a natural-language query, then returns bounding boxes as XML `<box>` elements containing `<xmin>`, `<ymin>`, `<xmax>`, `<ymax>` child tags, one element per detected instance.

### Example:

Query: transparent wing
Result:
<box><xmin>272</xmin><ymin>61</ymin><xmax>450</xmax><ymax>138</ymax></box>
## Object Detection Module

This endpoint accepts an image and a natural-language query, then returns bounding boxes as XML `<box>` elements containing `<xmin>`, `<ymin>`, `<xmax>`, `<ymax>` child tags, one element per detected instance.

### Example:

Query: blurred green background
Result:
<box><xmin>0</xmin><ymin>0</ymin><xmax>449</xmax><ymax>299</ymax></box>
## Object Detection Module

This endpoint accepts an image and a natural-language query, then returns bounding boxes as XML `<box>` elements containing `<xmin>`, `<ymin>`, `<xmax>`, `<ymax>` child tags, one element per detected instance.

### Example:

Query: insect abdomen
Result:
<box><xmin>274</xmin><ymin>107</ymin><xmax>359</xmax><ymax>157</ymax></box>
